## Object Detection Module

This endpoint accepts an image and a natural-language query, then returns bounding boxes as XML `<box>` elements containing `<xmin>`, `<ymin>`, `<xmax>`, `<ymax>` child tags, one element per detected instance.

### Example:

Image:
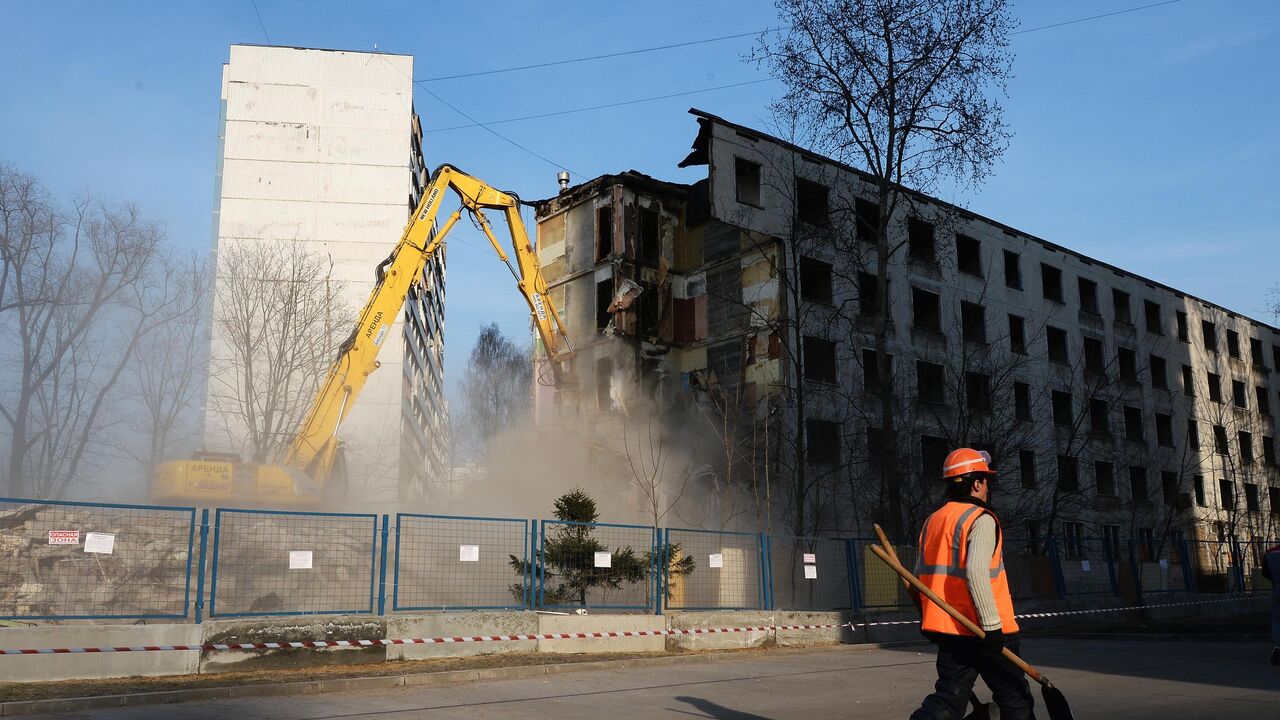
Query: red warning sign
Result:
<box><xmin>48</xmin><ymin>530</ymin><xmax>79</xmax><ymax>545</ymax></box>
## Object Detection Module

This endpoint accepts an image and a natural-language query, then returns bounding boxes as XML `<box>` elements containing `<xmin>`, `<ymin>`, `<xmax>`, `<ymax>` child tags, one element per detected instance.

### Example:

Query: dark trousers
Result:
<box><xmin>910</xmin><ymin>634</ymin><xmax>1036</xmax><ymax>720</ymax></box>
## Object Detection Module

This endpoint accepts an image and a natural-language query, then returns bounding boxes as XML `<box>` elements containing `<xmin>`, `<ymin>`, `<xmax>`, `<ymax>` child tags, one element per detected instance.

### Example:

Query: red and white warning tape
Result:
<box><xmin>0</xmin><ymin>595</ymin><xmax>1259</xmax><ymax>656</ymax></box>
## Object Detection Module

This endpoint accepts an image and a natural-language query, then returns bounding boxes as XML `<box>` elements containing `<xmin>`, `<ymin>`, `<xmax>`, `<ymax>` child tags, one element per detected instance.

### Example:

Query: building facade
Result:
<box><xmin>535</xmin><ymin>109</ymin><xmax>1280</xmax><ymax>564</ymax></box>
<box><xmin>206</xmin><ymin>45</ymin><xmax>446</xmax><ymax>505</ymax></box>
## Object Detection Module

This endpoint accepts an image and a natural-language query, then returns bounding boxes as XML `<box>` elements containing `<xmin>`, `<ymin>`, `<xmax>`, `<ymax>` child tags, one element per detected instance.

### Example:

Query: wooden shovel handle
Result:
<box><xmin>868</xmin><ymin>543</ymin><xmax>1047</xmax><ymax>685</ymax></box>
<box><xmin>873</xmin><ymin>524</ymin><xmax>917</xmax><ymax>598</ymax></box>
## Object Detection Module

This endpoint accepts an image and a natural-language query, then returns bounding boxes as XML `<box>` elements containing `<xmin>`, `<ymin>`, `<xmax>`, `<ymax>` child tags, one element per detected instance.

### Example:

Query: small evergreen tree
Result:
<box><xmin>511</xmin><ymin>488</ymin><xmax>693</xmax><ymax>606</ymax></box>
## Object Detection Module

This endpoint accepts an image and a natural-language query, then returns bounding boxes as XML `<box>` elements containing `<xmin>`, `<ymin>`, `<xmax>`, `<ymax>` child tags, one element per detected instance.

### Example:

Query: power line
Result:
<box><xmin>417</xmin><ymin>28</ymin><xmax>774</xmax><ymax>82</ymax></box>
<box><xmin>249</xmin><ymin>0</ymin><xmax>271</xmax><ymax>45</ymax></box>
<box><xmin>424</xmin><ymin>78</ymin><xmax>776</xmax><ymax>133</ymax></box>
<box><xmin>1012</xmin><ymin>0</ymin><xmax>1186</xmax><ymax>35</ymax></box>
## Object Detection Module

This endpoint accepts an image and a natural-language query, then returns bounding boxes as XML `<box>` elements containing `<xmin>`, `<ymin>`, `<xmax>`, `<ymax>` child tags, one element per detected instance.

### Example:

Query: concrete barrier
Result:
<box><xmin>537</xmin><ymin>613</ymin><xmax>666</xmax><ymax>653</ymax></box>
<box><xmin>199</xmin><ymin>616</ymin><xmax>386</xmax><ymax>674</ymax></box>
<box><xmin>386</xmin><ymin>611</ymin><xmax>537</xmax><ymax>660</ymax></box>
<box><xmin>665</xmin><ymin>611</ymin><xmax>773</xmax><ymax>651</ymax></box>
<box><xmin>0</xmin><ymin>623</ymin><xmax>201</xmax><ymax>682</ymax></box>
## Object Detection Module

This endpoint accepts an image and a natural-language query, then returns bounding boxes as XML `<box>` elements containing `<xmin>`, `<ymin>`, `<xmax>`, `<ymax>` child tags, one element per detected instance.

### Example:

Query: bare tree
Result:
<box><xmin>205</xmin><ymin>242</ymin><xmax>347</xmax><ymax>464</ymax></box>
<box><xmin>0</xmin><ymin>165</ymin><xmax>182</xmax><ymax>498</ymax></box>
<box><xmin>128</xmin><ymin>252</ymin><xmax>212</xmax><ymax>477</ymax></box>
<box><xmin>755</xmin><ymin>0</ymin><xmax>1014</xmax><ymax>533</ymax></box>
<box><xmin>459</xmin><ymin>323</ymin><xmax>531</xmax><ymax>459</ymax></box>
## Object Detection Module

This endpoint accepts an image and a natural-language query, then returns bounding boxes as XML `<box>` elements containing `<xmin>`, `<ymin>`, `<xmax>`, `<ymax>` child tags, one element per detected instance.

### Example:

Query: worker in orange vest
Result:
<box><xmin>910</xmin><ymin>448</ymin><xmax>1036</xmax><ymax>720</ymax></box>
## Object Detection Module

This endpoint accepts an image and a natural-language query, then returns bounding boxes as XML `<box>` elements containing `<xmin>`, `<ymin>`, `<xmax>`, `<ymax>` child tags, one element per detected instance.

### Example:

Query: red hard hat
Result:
<box><xmin>942</xmin><ymin>448</ymin><xmax>995</xmax><ymax>480</ymax></box>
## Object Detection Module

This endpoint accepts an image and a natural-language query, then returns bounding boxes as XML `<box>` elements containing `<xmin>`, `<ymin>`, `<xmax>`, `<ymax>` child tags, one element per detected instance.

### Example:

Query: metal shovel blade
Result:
<box><xmin>1041</xmin><ymin>682</ymin><xmax>1075</xmax><ymax>720</ymax></box>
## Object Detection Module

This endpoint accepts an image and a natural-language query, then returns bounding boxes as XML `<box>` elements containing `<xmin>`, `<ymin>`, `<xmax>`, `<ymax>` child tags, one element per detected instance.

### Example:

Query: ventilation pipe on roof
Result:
<box><xmin>557</xmin><ymin>171</ymin><xmax>570</xmax><ymax>193</ymax></box>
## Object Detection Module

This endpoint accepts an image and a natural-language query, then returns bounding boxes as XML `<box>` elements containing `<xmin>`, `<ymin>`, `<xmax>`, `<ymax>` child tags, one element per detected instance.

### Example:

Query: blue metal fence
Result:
<box><xmin>1</xmin><ymin>494</ymin><xmax>1267</xmax><ymax>622</ymax></box>
<box><xmin>393</xmin><ymin>514</ymin><xmax>530</xmax><ymax>611</ymax></box>
<box><xmin>208</xmin><ymin>508</ymin><xmax>378</xmax><ymax>618</ymax></box>
<box><xmin>536</xmin><ymin>520</ymin><xmax>657</xmax><ymax>611</ymax></box>
<box><xmin>663</xmin><ymin>528</ymin><xmax>764</xmax><ymax>611</ymax></box>
<box><xmin>0</xmin><ymin>497</ymin><xmax>196</xmax><ymax>620</ymax></box>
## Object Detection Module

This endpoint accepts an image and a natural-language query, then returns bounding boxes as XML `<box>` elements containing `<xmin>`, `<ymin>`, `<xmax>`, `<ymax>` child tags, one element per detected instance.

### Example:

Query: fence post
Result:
<box><xmin>1102</xmin><ymin>538</ymin><xmax>1119</xmax><ymax>597</ymax></box>
<box><xmin>1230</xmin><ymin>538</ymin><xmax>1245</xmax><ymax>592</ymax></box>
<box><xmin>377</xmin><ymin>514</ymin><xmax>390</xmax><ymax>616</ymax></box>
<box><xmin>527</xmin><ymin>520</ymin><xmax>537</xmax><ymax>611</ymax></box>
<box><xmin>194</xmin><ymin>508</ymin><xmax>209</xmax><ymax>624</ymax></box>
<box><xmin>537</xmin><ymin>521</ymin><xmax>546</xmax><ymax>609</ymax></box>
<box><xmin>1046</xmin><ymin>536</ymin><xmax>1067</xmax><ymax>599</ymax></box>
<box><xmin>844</xmin><ymin>538</ymin><xmax>862</xmax><ymax>611</ymax></box>
<box><xmin>654</xmin><ymin>528</ymin><xmax>666</xmax><ymax>616</ymax></box>
<box><xmin>758</xmin><ymin>532</ymin><xmax>773</xmax><ymax>611</ymax></box>
<box><xmin>1128</xmin><ymin>539</ymin><xmax>1144</xmax><ymax>606</ymax></box>
<box><xmin>1177</xmin><ymin>536</ymin><xmax>1194</xmax><ymax>593</ymax></box>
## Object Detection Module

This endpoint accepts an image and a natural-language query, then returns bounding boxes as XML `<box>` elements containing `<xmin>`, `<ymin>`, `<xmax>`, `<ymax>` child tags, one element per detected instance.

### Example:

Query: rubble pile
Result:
<box><xmin>0</xmin><ymin>503</ymin><xmax>192</xmax><ymax>618</ymax></box>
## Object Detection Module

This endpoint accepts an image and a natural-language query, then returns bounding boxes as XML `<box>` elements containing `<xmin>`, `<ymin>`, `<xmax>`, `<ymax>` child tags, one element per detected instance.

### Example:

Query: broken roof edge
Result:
<box><xmin>230</xmin><ymin>42</ymin><xmax>413</xmax><ymax>58</ymax></box>
<box><xmin>534</xmin><ymin>170</ymin><xmax>690</xmax><ymax>217</ymax></box>
<box><xmin>686</xmin><ymin>107</ymin><xmax>1280</xmax><ymax>335</ymax></box>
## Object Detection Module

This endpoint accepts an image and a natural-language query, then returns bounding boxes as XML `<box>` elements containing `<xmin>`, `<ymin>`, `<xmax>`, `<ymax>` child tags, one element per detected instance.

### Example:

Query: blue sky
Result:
<box><xmin>2</xmin><ymin>0</ymin><xmax>1277</xmax><ymax>400</ymax></box>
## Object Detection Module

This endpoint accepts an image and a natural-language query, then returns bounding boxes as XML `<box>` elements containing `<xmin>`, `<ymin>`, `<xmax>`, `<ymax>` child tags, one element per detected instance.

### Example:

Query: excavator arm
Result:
<box><xmin>283</xmin><ymin>164</ymin><xmax>571</xmax><ymax>483</ymax></box>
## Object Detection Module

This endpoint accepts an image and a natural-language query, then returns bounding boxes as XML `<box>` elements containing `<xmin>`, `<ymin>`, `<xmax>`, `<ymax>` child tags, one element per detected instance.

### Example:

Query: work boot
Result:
<box><xmin>1271</xmin><ymin>647</ymin><xmax>1279</xmax><ymax>666</ymax></box>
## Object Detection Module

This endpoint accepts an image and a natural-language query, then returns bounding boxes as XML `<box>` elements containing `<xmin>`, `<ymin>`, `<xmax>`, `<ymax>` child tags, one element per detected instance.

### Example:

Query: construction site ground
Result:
<box><xmin>7</xmin><ymin>635</ymin><xmax>1274</xmax><ymax>719</ymax></box>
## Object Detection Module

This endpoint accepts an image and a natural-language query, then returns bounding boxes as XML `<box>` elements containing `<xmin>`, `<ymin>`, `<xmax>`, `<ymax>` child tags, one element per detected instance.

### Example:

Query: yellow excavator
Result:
<box><xmin>153</xmin><ymin>165</ymin><xmax>572</xmax><ymax>506</ymax></box>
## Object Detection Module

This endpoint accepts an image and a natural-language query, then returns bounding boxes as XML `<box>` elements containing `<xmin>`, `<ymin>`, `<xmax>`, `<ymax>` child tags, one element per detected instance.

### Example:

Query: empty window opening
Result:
<box><xmin>863</xmin><ymin>348</ymin><xmax>892</xmax><ymax>394</ymax></box>
<box><xmin>1096</xmin><ymin>461</ymin><xmax>1116</xmax><ymax>497</ymax></box>
<box><xmin>596</xmin><ymin>206</ymin><xmax>613</xmax><ymax>261</ymax></box>
<box><xmin>1207</xmin><ymin>372</ymin><xmax>1222</xmax><ymax>402</ymax></box>
<box><xmin>1227</xmin><ymin>329</ymin><xmax>1240</xmax><ymax>359</ymax></box>
<box><xmin>961</xmin><ymin>301</ymin><xmax>987</xmax><ymax>344</ymax></box>
<box><xmin>1113</xmin><ymin>289</ymin><xmax>1132</xmax><ymax>324</ymax></box>
<box><xmin>1014</xmin><ymin>382</ymin><xmax>1032</xmax><ymax>421</ymax></box>
<box><xmin>1008</xmin><ymin>314</ymin><xmax>1026</xmax><ymax>355</ymax></box>
<box><xmin>912</xmin><ymin>287</ymin><xmax>942</xmax><ymax>332</ymax></box>
<box><xmin>859</xmin><ymin>272</ymin><xmax>883</xmax><ymax>317</ymax></box>
<box><xmin>1232</xmin><ymin>379</ymin><xmax>1247</xmax><ymax>408</ymax></box>
<box><xmin>1188</xmin><ymin>419</ymin><xmax>1200</xmax><ymax>450</ymax></box>
<box><xmin>1144</xmin><ymin>300</ymin><xmax>1162</xmax><ymax>335</ymax></box>
<box><xmin>1052</xmin><ymin>390</ymin><xmax>1074</xmax><ymax>427</ymax></box>
<box><xmin>1219</xmin><ymin>478</ymin><xmax>1234</xmax><ymax>509</ymax></box>
<box><xmin>965</xmin><ymin>372</ymin><xmax>992</xmax><ymax>412</ymax></box>
<box><xmin>803</xmin><ymin>336</ymin><xmax>837</xmax><ymax>384</ymax></box>
<box><xmin>1176</xmin><ymin>311</ymin><xmax>1189</xmax><ymax>341</ymax></box>
<box><xmin>1213</xmin><ymin>425</ymin><xmax>1229</xmax><ymax>455</ymax></box>
<box><xmin>1118</xmin><ymin>347</ymin><xmax>1138</xmax><ymax>383</ymax></box>
<box><xmin>638</xmin><ymin>206</ymin><xmax>660</xmax><ymax>265</ymax></box>
<box><xmin>1089</xmin><ymin>398</ymin><xmax>1110</xmax><ymax>435</ymax></box>
<box><xmin>1083</xmin><ymin>336</ymin><xmax>1106</xmax><ymax>374</ymax></box>
<box><xmin>917</xmin><ymin>361</ymin><xmax>946</xmax><ymax>404</ymax></box>
<box><xmin>1162</xmin><ymin>472</ymin><xmax>1179</xmax><ymax>507</ymax></box>
<box><xmin>1124</xmin><ymin>406</ymin><xmax>1144</xmax><ymax>441</ymax></box>
<box><xmin>1003</xmin><ymin>250</ymin><xmax>1022</xmax><ymax>290</ymax></box>
<box><xmin>1078</xmin><ymin>278</ymin><xmax>1099</xmax><ymax>314</ymax></box>
<box><xmin>735</xmin><ymin>157</ymin><xmax>761</xmax><ymax>206</ymax></box>
<box><xmin>1156</xmin><ymin>413</ymin><xmax>1174</xmax><ymax>447</ymax></box>
<box><xmin>1245</xmin><ymin>483</ymin><xmax>1260</xmax><ymax>511</ymax></box>
<box><xmin>596</xmin><ymin>278</ymin><xmax>614</xmax><ymax>330</ymax></box>
<box><xmin>1047</xmin><ymin>326</ymin><xmax>1069</xmax><ymax>364</ymax></box>
<box><xmin>806</xmin><ymin>419</ymin><xmax>840</xmax><ymax>466</ymax></box>
<box><xmin>1129</xmin><ymin>466</ymin><xmax>1148</xmax><ymax>500</ymax></box>
<box><xmin>796</xmin><ymin>177</ymin><xmax>829</xmax><ymax>227</ymax></box>
<box><xmin>1240</xmin><ymin>431</ymin><xmax>1253</xmax><ymax>464</ymax></box>
<box><xmin>956</xmin><ymin>234</ymin><xmax>982</xmax><ymax>276</ymax></box>
<box><xmin>1057</xmin><ymin>455</ymin><xmax>1079</xmax><ymax>492</ymax></box>
<box><xmin>1041</xmin><ymin>263</ymin><xmax>1063</xmax><ymax>303</ymax></box>
<box><xmin>1020</xmin><ymin>450</ymin><xmax>1037</xmax><ymax>488</ymax></box>
<box><xmin>1202</xmin><ymin>320</ymin><xmax>1218</xmax><ymax>352</ymax></box>
<box><xmin>800</xmin><ymin>256</ymin><xmax>833</xmax><ymax>304</ymax></box>
<box><xmin>856</xmin><ymin>198</ymin><xmax>880</xmax><ymax>243</ymax></box>
<box><xmin>909</xmin><ymin>218</ymin><xmax>936</xmax><ymax>262</ymax></box>
<box><xmin>1150</xmin><ymin>355</ymin><xmax>1168</xmax><ymax>390</ymax></box>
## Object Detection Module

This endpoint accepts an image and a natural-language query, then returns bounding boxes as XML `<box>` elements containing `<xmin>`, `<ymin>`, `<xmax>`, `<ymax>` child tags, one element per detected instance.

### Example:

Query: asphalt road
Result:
<box><xmin>36</xmin><ymin>638</ymin><xmax>1280</xmax><ymax>719</ymax></box>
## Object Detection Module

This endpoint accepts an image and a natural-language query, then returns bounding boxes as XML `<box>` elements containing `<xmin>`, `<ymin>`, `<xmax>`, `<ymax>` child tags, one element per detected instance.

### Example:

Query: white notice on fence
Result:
<box><xmin>594</xmin><ymin>551</ymin><xmax>612</xmax><ymax>568</ymax></box>
<box><xmin>289</xmin><ymin>550</ymin><xmax>313</xmax><ymax>570</ymax></box>
<box><xmin>802</xmin><ymin>553</ymin><xmax>817</xmax><ymax>564</ymax></box>
<box><xmin>83</xmin><ymin>532</ymin><xmax>114</xmax><ymax>555</ymax></box>
<box><xmin>459</xmin><ymin>545</ymin><xmax>480</xmax><ymax>562</ymax></box>
<box><xmin>48</xmin><ymin>530</ymin><xmax>79</xmax><ymax>546</ymax></box>
<box><xmin>1159</xmin><ymin>558</ymin><xmax>1169</xmax><ymax>570</ymax></box>
<box><xmin>804</xmin><ymin>565</ymin><xmax>818</xmax><ymax>580</ymax></box>
<box><xmin>1081</xmin><ymin>559</ymin><xmax>1091</xmax><ymax>572</ymax></box>
<box><xmin>709</xmin><ymin>553</ymin><xmax>724</xmax><ymax>568</ymax></box>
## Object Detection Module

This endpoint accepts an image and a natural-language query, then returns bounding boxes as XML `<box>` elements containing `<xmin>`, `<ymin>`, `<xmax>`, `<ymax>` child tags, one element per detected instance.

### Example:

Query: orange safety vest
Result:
<box><xmin>917</xmin><ymin>501</ymin><xmax>1020</xmax><ymax>636</ymax></box>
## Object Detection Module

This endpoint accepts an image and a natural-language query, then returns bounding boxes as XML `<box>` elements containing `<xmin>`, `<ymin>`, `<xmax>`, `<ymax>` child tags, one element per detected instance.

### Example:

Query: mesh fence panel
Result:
<box><xmin>1130</xmin><ymin>540</ymin><xmax>1190</xmax><ymax>594</ymax></box>
<box><xmin>0</xmin><ymin>498</ymin><xmax>195</xmax><ymax>619</ymax></box>
<box><xmin>665</xmin><ymin>529</ymin><xmax>761</xmax><ymax>610</ymax></box>
<box><xmin>394</xmin><ymin>514</ymin><xmax>529</xmax><ymax>610</ymax></box>
<box><xmin>1002</xmin><ymin>537</ymin><xmax>1060</xmax><ymax>601</ymax></box>
<box><xmin>536</xmin><ymin>521</ymin><xmax>656</xmax><ymax>610</ymax></box>
<box><xmin>210</xmin><ymin>509</ymin><xmax>376</xmax><ymax>617</ymax></box>
<box><xmin>1056</xmin><ymin>533</ymin><xmax>1117</xmax><ymax>596</ymax></box>
<box><xmin>768</xmin><ymin>536</ymin><xmax>852</xmax><ymax>611</ymax></box>
<box><xmin>852</xmin><ymin>537</ymin><xmax>918</xmax><ymax>608</ymax></box>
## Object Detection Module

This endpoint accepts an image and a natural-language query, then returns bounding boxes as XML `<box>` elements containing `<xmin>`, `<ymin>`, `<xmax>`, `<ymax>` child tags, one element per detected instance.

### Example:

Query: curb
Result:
<box><xmin>1028</xmin><ymin>631</ymin><xmax>1270</xmax><ymax>642</ymax></box>
<box><xmin>0</xmin><ymin>643</ymin><xmax>894</xmax><ymax>717</ymax></box>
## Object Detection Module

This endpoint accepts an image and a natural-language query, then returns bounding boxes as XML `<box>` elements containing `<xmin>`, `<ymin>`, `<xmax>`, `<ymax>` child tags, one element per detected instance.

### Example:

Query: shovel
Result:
<box><xmin>868</xmin><ymin>541</ymin><xmax>1075</xmax><ymax>720</ymax></box>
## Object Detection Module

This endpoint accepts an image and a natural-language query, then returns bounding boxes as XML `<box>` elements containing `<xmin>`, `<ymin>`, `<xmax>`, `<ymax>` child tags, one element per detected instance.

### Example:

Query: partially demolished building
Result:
<box><xmin>535</xmin><ymin>109</ymin><xmax>1280</xmax><ymax>565</ymax></box>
